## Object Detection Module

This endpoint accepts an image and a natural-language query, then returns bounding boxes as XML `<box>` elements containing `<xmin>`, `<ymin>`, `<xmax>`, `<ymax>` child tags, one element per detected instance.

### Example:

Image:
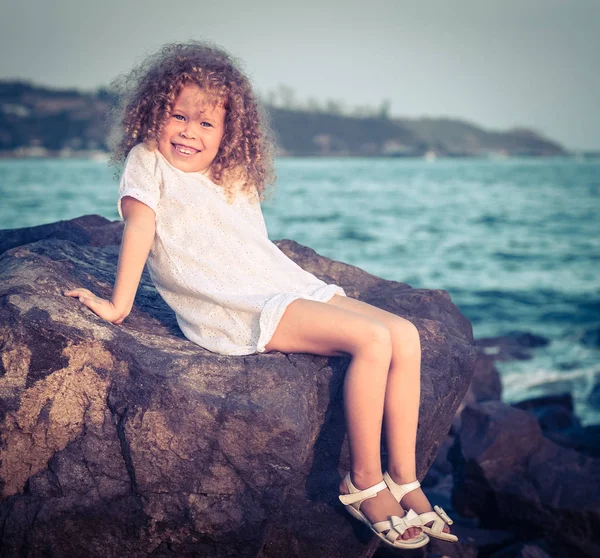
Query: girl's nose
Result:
<box><xmin>180</xmin><ymin>128</ymin><xmax>195</xmax><ymax>140</ymax></box>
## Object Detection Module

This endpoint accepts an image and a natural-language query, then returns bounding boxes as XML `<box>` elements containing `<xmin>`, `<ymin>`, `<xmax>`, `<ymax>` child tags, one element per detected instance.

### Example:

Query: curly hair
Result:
<box><xmin>106</xmin><ymin>40</ymin><xmax>276</xmax><ymax>204</ymax></box>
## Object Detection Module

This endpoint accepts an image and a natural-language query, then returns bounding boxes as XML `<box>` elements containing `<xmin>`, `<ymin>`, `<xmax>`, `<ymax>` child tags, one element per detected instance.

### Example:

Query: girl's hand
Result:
<box><xmin>63</xmin><ymin>288</ymin><xmax>127</xmax><ymax>325</ymax></box>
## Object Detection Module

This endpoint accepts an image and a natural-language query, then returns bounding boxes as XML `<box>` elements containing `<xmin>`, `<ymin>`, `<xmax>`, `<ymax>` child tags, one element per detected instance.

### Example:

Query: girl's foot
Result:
<box><xmin>339</xmin><ymin>473</ymin><xmax>422</xmax><ymax>541</ymax></box>
<box><xmin>386</xmin><ymin>471</ymin><xmax>452</xmax><ymax>536</ymax></box>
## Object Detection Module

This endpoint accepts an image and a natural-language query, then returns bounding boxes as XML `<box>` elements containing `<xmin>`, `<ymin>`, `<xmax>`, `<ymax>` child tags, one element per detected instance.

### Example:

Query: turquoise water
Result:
<box><xmin>1</xmin><ymin>156</ymin><xmax>599</xmax><ymax>424</ymax></box>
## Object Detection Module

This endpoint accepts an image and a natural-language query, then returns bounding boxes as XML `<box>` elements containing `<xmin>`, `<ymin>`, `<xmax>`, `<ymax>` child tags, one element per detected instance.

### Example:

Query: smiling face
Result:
<box><xmin>157</xmin><ymin>83</ymin><xmax>227</xmax><ymax>176</ymax></box>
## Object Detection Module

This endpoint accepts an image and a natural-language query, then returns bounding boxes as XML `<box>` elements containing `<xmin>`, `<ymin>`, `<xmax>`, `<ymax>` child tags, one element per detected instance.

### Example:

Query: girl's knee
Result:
<box><xmin>390</xmin><ymin>318</ymin><xmax>421</xmax><ymax>357</ymax></box>
<box><xmin>354</xmin><ymin>319</ymin><xmax>393</xmax><ymax>361</ymax></box>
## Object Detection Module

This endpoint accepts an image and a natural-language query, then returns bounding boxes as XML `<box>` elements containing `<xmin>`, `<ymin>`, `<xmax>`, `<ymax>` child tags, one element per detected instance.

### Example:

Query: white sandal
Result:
<box><xmin>383</xmin><ymin>472</ymin><xmax>458</xmax><ymax>542</ymax></box>
<box><xmin>338</xmin><ymin>472</ymin><xmax>430</xmax><ymax>549</ymax></box>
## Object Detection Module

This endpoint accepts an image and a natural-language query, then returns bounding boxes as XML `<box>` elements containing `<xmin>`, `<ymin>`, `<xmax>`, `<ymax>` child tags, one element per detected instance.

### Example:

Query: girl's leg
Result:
<box><xmin>326</xmin><ymin>294</ymin><xmax>452</xmax><ymax>534</ymax></box>
<box><xmin>264</xmin><ymin>296</ymin><xmax>421</xmax><ymax>540</ymax></box>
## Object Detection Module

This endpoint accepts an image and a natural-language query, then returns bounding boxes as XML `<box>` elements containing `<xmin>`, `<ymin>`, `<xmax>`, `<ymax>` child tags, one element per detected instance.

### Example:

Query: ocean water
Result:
<box><xmin>1</xmin><ymin>156</ymin><xmax>599</xmax><ymax>424</ymax></box>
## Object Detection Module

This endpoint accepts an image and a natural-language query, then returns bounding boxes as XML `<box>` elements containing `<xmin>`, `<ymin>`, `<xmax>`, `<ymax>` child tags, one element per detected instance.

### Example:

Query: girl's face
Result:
<box><xmin>157</xmin><ymin>83</ymin><xmax>226</xmax><ymax>176</ymax></box>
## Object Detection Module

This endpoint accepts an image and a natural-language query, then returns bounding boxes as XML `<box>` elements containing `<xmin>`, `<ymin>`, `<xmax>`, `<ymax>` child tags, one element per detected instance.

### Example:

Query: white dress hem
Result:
<box><xmin>255</xmin><ymin>284</ymin><xmax>347</xmax><ymax>354</ymax></box>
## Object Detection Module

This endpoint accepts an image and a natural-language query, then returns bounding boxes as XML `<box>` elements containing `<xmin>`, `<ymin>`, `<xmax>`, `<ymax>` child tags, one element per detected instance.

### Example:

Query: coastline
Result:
<box><xmin>1</xmin><ymin>147</ymin><xmax>599</xmax><ymax>161</ymax></box>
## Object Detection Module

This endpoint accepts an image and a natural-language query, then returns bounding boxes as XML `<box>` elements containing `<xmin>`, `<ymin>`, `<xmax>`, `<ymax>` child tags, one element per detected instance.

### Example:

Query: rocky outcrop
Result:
<box><xmin>450</xmin><ymin>401</ymin><xmax>600</xmax><ymax>558</ymax></box>
<box><xmin>417</xmin><ymin>327</ymin><xmax>600</xmax><ymax>558</ymax></box>
<box><xmin>514</xmin><ymin>394</ymin><xmax>600</xmax><ymax>458</ymax></box>
<box><xmin>0</xmin><ymin>215</ymin><xmax>476</xmax><ymax>557</ymax></box>
<box><xmin>0</xmin><ymin>214</ymin><xmax>123</xmax><ymax>256</ymax></box>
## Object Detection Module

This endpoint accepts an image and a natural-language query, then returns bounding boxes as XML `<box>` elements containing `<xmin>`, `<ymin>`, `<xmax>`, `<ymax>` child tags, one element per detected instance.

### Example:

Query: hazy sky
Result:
<box><xmin>1</xmin><ymin>0</ymin><xmax>599</xmax><ymax>150</ymax></box>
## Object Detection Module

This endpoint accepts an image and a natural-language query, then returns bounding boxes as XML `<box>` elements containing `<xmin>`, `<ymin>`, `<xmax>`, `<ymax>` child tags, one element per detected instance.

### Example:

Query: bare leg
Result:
<box><xmin>383</xmin><ymin>321</ymin><xmax>450</xmax><ymax>530</ymax></box>
<box><xmin>339</xmin><ymin>327</ymin><xmax>420</xmax><ymax>539</ymax></box>
<box><xmin>342</xmin><ymin>326</ymin><xmax>392</xmax><ymax>482</ymax></box>
<box><xmin>327</xmin><ymin>295</ymin><xmax>452</xmax><ymax>534</ymax></box>
<box><xmin>264</xmin><ymin>296</ymin><xmax>422</xmax><ymax>540</ymax></box>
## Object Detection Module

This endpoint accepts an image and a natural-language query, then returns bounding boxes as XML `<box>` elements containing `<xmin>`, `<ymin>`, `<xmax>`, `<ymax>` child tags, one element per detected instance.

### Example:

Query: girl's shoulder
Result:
<box><xmin>126</xmin><ymin>141</ymin><xmax>158</xmax><ymax>165</ymax></box>
<box><xmin>125</xmin><ymin>142</ymin><xmax>162</xmax><ymax>177</ymax></box>
<box><xmin>119</xmin><ymin>142</ymin><xmax>165</xmax><ymax>195</ymax></box>
<box><xmin>118</xmin><ymin>142</ymin><xmax>164</xmax><ymax>217</ymax></box>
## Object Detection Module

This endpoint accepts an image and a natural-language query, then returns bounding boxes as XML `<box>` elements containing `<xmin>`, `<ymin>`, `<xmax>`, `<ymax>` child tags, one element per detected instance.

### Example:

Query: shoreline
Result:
<box><xmin>1</xmin><ymin>149</ymin><xmax>599</xmax><ymax>161</ymax></box>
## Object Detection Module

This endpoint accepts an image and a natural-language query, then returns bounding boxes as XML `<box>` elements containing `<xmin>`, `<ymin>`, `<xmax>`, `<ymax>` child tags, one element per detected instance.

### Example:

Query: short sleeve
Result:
<box><xmin>249</xmin><ymin>187</ymin><xmax>269</xmax><ymax>238</ymax></box>
<box><xmin>117</xmin><ymin>143</ymin><xmax>162</xmax><ymax>219</ymax></box>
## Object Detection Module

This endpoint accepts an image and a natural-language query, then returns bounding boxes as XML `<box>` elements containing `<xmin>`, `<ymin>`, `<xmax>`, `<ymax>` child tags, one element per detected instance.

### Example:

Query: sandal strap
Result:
<box><xmin>383</xmin><ymin>471</ymin><xmax>421</xmax><ymax>502</ymax></box>
<box><xmin>419</xmin><ymin>506</ymin><xmax>454</xmax><ymax>532</ymax></box>
<box><xmin>338</xmin><ymin>474</ymin><xmax>387</xmax><ymax>506</ymax></box>
<box><xmin>419</xmin><ymin>511</ymin><xmax>444</xmax><ymax>533</ymax></box>
<box><xmin>420</xmin><ymin>508</ymin><xmax>456</xmax><ymax>535</ymax></box>
<box><xmin>385</xmin><ymin>523</ymin><xmax>403</xmax><ymax>544</ymax></box>
<box><xmin>373</xmin><ymin>519</ymin><xmax>429</xmax><ymax>548</ymax></box>
<box><xmin>372</xmin><ymin>520</ymin><xmax>399</xmax><ymax>543</ymax></box>
<box><xmin>434</xmin><ymin>505</ymin><xmax>454</xmax><ymax>525</ymax></box>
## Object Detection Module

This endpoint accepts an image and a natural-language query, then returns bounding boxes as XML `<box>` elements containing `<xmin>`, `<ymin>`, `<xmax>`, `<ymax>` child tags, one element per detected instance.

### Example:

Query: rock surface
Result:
<box><xmin>514</xmin><ymin>393</ymin><xmax>600</xmax><ymax>458</ymax></box>
<box><xmin>450</xmin><ymin>401</ymin><xmax>600</xmax><ymax>558</ymax></box>
<box><xmin>489</xmin><ymin>541</ymin><xmax>552</xmax><ymax>558</ymax></box>
<box><xmin>473</xmin><ymin>332</ymin><xmax>550</xmax><ymax>362</ymax></box>
<box><xmin>0</xmin><ymin>215</ymin><xmax>476</xmax><ymax>557</ymax></box>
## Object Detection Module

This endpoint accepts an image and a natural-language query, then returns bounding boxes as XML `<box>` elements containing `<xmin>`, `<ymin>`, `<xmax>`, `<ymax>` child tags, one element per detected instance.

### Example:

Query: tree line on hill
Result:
<box><xmin>0</xmin><ymin>80</ymin><xmax>567</xmax><ymax>157</ymax></box>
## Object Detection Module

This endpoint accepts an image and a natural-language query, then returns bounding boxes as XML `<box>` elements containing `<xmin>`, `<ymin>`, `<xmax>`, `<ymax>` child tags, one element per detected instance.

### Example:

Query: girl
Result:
<box><xmin>64</xmin><ymin>40</ymin><xmax>455</xmax><ymax>550</ymax></box>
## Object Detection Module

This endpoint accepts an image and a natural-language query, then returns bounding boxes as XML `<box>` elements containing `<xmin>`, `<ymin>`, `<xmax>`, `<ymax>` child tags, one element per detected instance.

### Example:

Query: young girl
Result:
<box><xmin>64</xmin><ymin>40</ymin><xmax>456</xmax><ymax>550</ymax></box>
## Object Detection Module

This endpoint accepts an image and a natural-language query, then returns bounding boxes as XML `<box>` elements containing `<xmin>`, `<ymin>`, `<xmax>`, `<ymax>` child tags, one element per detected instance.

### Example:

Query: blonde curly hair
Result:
<box><xmin>107</xmin><ymin>40</ymin><xmax>276</xmax><ymax>204</ymax></box>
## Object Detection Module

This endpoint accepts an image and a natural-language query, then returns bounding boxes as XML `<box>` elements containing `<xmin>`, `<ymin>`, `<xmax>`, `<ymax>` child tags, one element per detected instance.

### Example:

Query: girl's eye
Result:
<box><xmin>201</xmin><ymin>122</ymin><xmax>213</xmax><ymax>128</ymax></box>
<box><xmin>173</xmin><ymin>114</ymin><xmax>185</xmax><ymax>121</ymax></box>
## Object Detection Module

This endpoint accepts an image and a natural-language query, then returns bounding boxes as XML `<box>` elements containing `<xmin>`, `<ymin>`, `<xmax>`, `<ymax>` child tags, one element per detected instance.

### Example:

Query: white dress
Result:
<box><xmin>117</xmin><ymin>142</ymin><xmax>347</xmax><ymax>355</ymax></box>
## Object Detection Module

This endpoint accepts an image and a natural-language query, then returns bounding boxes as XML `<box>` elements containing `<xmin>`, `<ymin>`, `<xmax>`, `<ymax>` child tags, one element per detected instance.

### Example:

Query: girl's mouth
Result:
<box><xmin>172</xmin><ymin>143</ymin><xmax>199</xmax><ymax>156</ymax></box>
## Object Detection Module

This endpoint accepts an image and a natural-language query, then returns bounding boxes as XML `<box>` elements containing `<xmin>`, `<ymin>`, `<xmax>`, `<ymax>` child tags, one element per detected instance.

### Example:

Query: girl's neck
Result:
<box><xmin>154</xmin><ymin>145</ymin><xmax>216</xmax><ymax>183</ymax></box>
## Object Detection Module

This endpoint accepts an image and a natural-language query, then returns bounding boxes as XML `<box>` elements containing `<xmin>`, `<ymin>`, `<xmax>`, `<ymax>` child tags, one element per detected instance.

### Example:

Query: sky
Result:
<box><xmin>1</xmin><ymin>0</ymin><xmax>599</xmax><ymax>150</ymax></box>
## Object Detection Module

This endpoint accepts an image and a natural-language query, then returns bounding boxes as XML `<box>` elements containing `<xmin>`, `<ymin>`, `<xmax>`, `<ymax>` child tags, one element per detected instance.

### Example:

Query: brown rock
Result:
<box><xmin>489</xmin><ymin>540</ymin><xmax>552</xmax><ymax>558</ymax></box>
<box><xmin>450</xmin><ymin>401</ymin><xmax>600</xmax><ymax>558</ymax></box>
<box><xmin>513</xmin><ymin>394</ymin><xmax>600</xmax><ymax>458</ymax></box>
<box><xmin>0</xmin><ymin>214</ymin><xmax>122</xmax><ymax>256</ymax></box>
<box><xmin>473</xmin><ymin>332</ymin><xmax>549</xmax><ymax>362</ymax></box>
<box><xmin>0</xmin><ymin>215</ymin><xmax>476</xmax><ymax>557</ymax></box>
<box><xmin>452</xmin><ymin>350</ymin><xmax>503</xmax><ymax>435</ymax></box>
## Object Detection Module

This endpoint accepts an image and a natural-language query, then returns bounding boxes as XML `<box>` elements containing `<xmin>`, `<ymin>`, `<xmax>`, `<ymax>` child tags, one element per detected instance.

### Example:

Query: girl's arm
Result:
<box><xmin>64</xmin><ymin>196</ymin><xmax>156</xmax><ymax>324</ymax></box>
<box><xmin>111</xmin><ymin>196</ymin><xmax>157</xmax><ymax>320</ymax></box>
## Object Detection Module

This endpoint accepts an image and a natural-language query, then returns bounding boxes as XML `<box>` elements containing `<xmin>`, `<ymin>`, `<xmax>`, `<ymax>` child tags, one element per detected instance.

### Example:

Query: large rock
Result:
<box><xmin>473</xmin><ymin>332</ymin><xmax>549</xmax><ymax>362</ymax></box>
<box><xmin>450</xmin><ymin>401</ymin><xmax>600</xmax><ymax>558</ymax></box>
<box><xmin>514</xmin><ymin>394</ymin><xmax>600</xmax><ymax>458</ymax></box>
<box><xmin>451</xmin><ymin>350</ymin><xmax>503</xmax><ymax>435</ymax></box>
<box><xmin>0</xmin><ymin>215</ymin><xmax>476</xmax><ymax>557</ymax></box>
<box><xmin>489</xmin><ymin>540</ymin><xmax>552</xmax><ymax>558</ymax></box>
<box><xmin>426</xmin><ymin>341</ymin><xmax>504</xmax><ymax>488</ymax></box>
<box><xmin>0</xmin><ymin>214</ymin><xmax>123</xmax><ymax>256</ymax></box>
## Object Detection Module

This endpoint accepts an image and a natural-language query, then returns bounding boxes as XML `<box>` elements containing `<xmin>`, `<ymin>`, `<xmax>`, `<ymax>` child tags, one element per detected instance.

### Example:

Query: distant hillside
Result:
<box><xmin>269</xmin><ymin>107</ymin><xmax>429</xmax><ymax>156</ymax></box>
<box><xmin>397</xmin><ymin>117</ymin><xmax>565</xmax><ymax>156</ymax></box>
<box><xmin>0</xmin><ymin>80</ymin><xmax>567</xmax><ymax>157</ymax></box>
<box><xmin>0</xmin><ymin>81</ymin><xmax>110</xmax><ymax>153</ymax></box>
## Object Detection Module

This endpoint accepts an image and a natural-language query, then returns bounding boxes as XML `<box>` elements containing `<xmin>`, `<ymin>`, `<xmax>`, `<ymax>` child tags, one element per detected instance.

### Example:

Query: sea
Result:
<box><xmin>1</xmin><ymin>156</ymin><xmax>599</xmax><ymax>424</ymax></box>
